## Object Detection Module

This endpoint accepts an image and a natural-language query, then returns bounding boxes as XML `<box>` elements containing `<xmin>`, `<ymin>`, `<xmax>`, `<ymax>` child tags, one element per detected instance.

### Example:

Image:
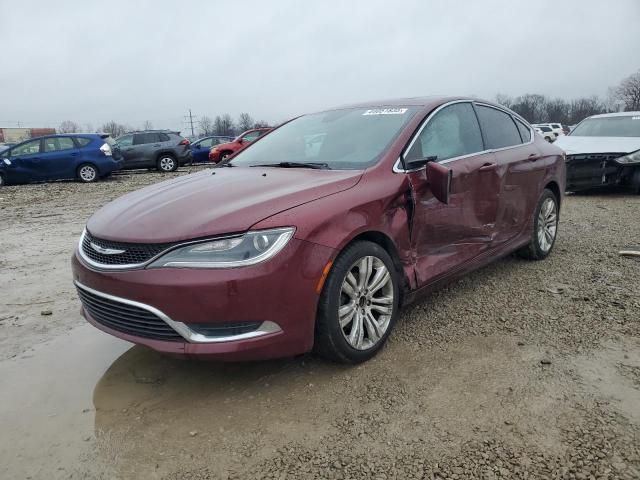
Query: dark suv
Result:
<box><xmin>116</xmin><ymin>131</ymin><xmax>191</xmax><ymax>172</ymax></box>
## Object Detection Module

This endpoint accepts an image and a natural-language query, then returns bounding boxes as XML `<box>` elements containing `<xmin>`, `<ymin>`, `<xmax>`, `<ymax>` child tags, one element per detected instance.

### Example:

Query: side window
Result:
<box><xmin>515</xmin><ymin>119</ymin><xmax>531</xmax><ymax>143</ymax></box>
<box><xmin>117</xmin><ymin>135</ymin><xmax>133</xmax><ymax>147</ymax></box>
<box><xmin>406</xmin><ymin>102</ymin><xmax>484</xmax><ymax>162</ymax></box>
<box><xmin>43</xmin><ymin>137</ymin><xmax>75</xmax><ymax>152</ymax></box>
<box><xmin>12</xmin><ymin>139</ymin><xmax>41</xmax><ymax>156</ymax></box>
<box><xmin>133</xmin><ymin>134</ymin><xmax>148</xmax><ymax>145</ymax></box>
<box><xmin>241</xmin><ymin>131</ymin><xmax>260</xmax><ymax>142</ymax></box>
<box><xmin>76</xmin><ymin>137</ymin><xmax>92</xmax><ymax>147</ymax></box>
<box><xmin>475</xmin><ymin>105</ymin><xmax>522</xmax><ymax>149</ymax></box>
<box><xmin>198</xmin><ymin>138</ymin><xmax>213</xmax><ymax>148</ymax></box>
<box><xmin>158</xmin><ymin>133</ymin><xmax>170</xmax><ymax>142</ymax></box>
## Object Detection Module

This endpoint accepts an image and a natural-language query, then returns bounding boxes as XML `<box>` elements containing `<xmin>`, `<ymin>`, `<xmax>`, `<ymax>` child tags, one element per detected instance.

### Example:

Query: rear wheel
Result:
<box><xmin>157</xmin><ymin>155</ymin><xmax>177</xmax><ymax>172</ymax></box>
<box><xmin>77</xmin><ymin>164</ymin><xmax>98</xmax><ymax>183</ymax></box>
<box><xmin>517</xmin><ymin>189</ymin><xmax>558</xmax><ymax>260</ymax></box>
<box><xmin>315</xmin><ymin>241</ymin><xmax>400</xmax><ymax>364</ymax></box>
<box><xmin>220</xmin><ymin>151</ymin><xmax>232</xmax><ymax>162</ymax></box>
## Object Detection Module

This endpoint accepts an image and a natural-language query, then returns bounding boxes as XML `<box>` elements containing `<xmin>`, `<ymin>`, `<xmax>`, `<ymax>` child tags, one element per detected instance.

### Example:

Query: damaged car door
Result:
<box><xmin>403</xmin><ymin>101</ymin><xmax>502</xmax><ymax>286</ymax></box>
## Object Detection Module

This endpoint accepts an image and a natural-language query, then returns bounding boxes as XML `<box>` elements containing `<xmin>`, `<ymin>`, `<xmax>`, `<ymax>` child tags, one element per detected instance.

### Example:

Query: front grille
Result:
<box><xmin>187</xmin><ymin>321</ymin><xmax>262</xmax><ymax>337</ymax></box>
<box><xmin>82</xmin><ymin>230</ymin><xmax>175</xmax><ymax>266</ymax></box>
<box><xmin>77</xmin><ymin>286</ymin><xmax>183</xmax><ymax>341</ymax></box>
<box><xmin>566</xmin><ymin>153</ymin><xmax>625</xmax><ymax>163</ymax></box>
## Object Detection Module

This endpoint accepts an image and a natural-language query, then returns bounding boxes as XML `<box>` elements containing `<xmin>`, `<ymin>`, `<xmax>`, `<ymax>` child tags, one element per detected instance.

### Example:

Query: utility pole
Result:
<box><xmin>184</xmin><ymin>109</ymin><xmax>197</xmax><ymax>137</ymax></box>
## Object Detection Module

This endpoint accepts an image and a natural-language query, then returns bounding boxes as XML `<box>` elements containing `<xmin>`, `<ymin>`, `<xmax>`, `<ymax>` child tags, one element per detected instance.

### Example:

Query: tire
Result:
<box><xmin>315</xmin><ymin>241</ymin><xmax>400</xmax><ymax>364</ymax></box>
<box><xmin>546</xmin><ymin>137</ymin><xmax>553</xmax><ymax>143</ymax></box>
<box><xmin>517</xmin><ymin>189</ymin><xmax>559</xmax><ymax>260</ymax></box>
<box><xmin>157</xmin><ymin>155</ymin><xmax>178</xmax><ymax>172</ymax></box>
<box><xmin>219</xmin><ymin>151</ymin><xmax>232</xmax><ymax>162</ymax></box>
<box><xmin>77</xmin><ymin>163</ymin><xmax>98</xmax><ymax>183</ymax></box>
<box><xmin>0</xmin><ymin>173</ymin><xmax>4</xmax><ymax>187</ymax></box>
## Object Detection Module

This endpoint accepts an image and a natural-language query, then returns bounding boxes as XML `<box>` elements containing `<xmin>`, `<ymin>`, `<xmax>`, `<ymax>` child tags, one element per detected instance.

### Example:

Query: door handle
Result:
<box><xmin>70</xmin><ymin>152</ymin><xmax>79</xmax><ymax>156</ymax></box>
<box><xmin>528</xmin><ymin>154</ymin><xmax>541</xmax><ymax>161</ymax></box>
<box><xmin>479</xmin><ymin>162</ymin><xmax>497</xmax><ymax>171</ymax></box>
<box><xmin>153</xmin><ymin>144</ymin><xmax>161</xmax><ymax>147</ymax></box>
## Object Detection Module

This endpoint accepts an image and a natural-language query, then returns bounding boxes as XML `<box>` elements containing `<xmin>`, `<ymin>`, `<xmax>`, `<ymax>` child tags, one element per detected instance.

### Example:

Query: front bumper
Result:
<box><xmin>71</xmin><ymin>237</ymin><xmax>335</xmax><ymax>360</ymax></box>
<box><xmin>209</xmin><ymin>150</ymin><xmax>222</xmax><ymax>163</ymax></box>
<box><xmin>566</xmin><ymin>153</ymin><xmax>635</xmax><ymax>191</ymax></box>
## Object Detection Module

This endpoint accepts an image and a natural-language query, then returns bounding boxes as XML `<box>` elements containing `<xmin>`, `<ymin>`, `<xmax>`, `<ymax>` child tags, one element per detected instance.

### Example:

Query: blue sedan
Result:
<box><xmin>190</xmin><ymin>136</ymin><xmax>233</xmax><ymax>163</ymax></box>
<box><xmin>0</xmin><ymin>134</ymin><xmax>122</xmax><ymax>186</ymax></box>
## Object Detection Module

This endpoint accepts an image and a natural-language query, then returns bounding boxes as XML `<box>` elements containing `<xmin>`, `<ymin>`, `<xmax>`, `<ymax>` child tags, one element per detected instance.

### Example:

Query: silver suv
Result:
<box><xmin>116</xmin><ymin>130</ymin><xmax>192</xmax><ymax>172</ymax></box>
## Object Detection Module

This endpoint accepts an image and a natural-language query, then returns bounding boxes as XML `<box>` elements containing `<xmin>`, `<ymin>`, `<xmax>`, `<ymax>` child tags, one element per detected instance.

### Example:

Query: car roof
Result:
<box><xmin>588</xmin><ymin>111</ymin><xmax>640</xmax><ymax>119</ymax></box>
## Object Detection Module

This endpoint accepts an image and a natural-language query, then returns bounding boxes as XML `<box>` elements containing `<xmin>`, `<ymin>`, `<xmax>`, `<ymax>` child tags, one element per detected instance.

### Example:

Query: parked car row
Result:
<box><xmin>532</xmin><ymin>123</ymin><xmax>566</xmax><ymax>142</ymax></box>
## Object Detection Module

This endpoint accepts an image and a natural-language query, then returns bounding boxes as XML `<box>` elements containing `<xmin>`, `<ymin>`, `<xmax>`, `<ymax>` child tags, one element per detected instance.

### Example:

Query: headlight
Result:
<box><xmin>148</xmin><ymin>227</ymin><xmax>295</xmax><ymax>268</ymax></box>
<box><xmin>615</xmin><ymin>150</ymin><xmax>640</xmax><ymax>164</ymax></box>
<box><xmin>3</xmin><ymin>158</ymin><xmax>10</xmax><ymax>166</ymax></box>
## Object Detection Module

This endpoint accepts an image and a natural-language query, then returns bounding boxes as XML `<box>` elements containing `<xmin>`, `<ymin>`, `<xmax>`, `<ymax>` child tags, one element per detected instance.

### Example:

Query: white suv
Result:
<box><xmin>534</xmin><ymin>125</ymin><xmax>556</xmax><ymax>142</ymax></box>
<box><xmin>534</xmin><ymin>123</ymin><xmax>564</xmax><ymax>138</ymax></box>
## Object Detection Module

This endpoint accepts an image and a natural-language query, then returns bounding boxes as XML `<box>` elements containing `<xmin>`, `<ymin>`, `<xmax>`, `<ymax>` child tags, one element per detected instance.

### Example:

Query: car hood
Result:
<box><xmin>86</xmin><ymin>167</ymin><xmax>363</xmax><ymax>243</ymax></box>
<box><xmin>554</xmin><ymin>135</ymin><xmax>640</xmax><ymax>155</ymax></box>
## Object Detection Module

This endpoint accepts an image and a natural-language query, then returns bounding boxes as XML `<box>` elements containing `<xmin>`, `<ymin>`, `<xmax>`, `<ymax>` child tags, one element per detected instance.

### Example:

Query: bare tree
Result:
<box><xmin>253</xmin><ymin>120</ymin><xmax>271</xmax><ymax>128</ymax></box>
<box><xmin>614</xmin><ymin>70</ymin><xmax>640</xmax><ymax>111</ymax></box>
<box><xmin>494</xmin><ymin>94</ymin><xmax>513</xmax><ymax>109</ymax></box>
<box><xmin>569</xmin><ymin>96</ymin><xmax>607</xmax><ymax>124</ymax></box>
<box><xmin>84</xmin><ymin>123</ymin><xmax>94</xmax><ymax>133</ymax></box>
<box><xmin>199</xmin><ymin>116</ymin><xmax>215</xmax><ymax>136</ymax></box>
<box><xmin>143</xmin><ymin>120</ymin><xmax>153</xmax><ymax>130</ymax></box>
<box><xmin>58</xmin><ymin>120</ymin><xmax>79</xmax><ymax>133</ymax></box>
<box><xmin>214</xmin><ymin>114</ymin><xmax>236</xmax><ymax>136</ymax></box>
<box><xmin>237</xmin><ymin>113</ymin><xmax>254</xmax><ymax>132</ymax></box>
<box><xmin>101</xmin><ymin>121</ymin><xmax>128</xmax><ymax>138</ymax></box>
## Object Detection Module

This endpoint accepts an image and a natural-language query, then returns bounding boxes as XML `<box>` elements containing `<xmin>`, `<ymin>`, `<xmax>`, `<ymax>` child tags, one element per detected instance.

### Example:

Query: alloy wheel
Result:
<box><xmin>339</xmin><ymin>256</ymin><xmax>394</xmax><ymax>350</ymax></box>
<box><xmin>79</xmin><ymin>165</ymin><xmax>96</xmax><ymax>182</ymax></box>
<box><xmin>537</xmin><ymin>197</ymin><xmax>557</xmax><ymax>253</ymax></box>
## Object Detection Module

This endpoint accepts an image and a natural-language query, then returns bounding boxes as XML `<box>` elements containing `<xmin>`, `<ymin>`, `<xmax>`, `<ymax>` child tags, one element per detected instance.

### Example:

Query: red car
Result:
<box><xmin>208</xmin><ymin>127</ymin><xmax>271</xmax><ymax>163</ymax></box>
<box><xmin>72</xmin><ymin>97</ymin><xmax>565</xmax><ymax>363</ymax></box>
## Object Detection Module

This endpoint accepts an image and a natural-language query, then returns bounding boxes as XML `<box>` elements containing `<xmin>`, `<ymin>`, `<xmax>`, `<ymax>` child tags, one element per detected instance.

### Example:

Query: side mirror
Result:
<box><xmin>426</xmin><ymin>161</ymin><xmax>452</xmax><ymax>204</ymax></box>
<box><xmin>404</xmin><ymin>155</ymin><xmax>437</xmax><ymax>170</ymax></box>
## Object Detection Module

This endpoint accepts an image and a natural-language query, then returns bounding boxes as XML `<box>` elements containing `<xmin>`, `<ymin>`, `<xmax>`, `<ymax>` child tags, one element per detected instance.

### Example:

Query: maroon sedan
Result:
<box><xmin>208</xmin><ymin>127</ymin><xmax>272</xmax><ymax>163</ymax></box>
<box><xmin>72</xmin><ymin>97</ymin><xmax>565</xmax><ymax>363</ymax></box>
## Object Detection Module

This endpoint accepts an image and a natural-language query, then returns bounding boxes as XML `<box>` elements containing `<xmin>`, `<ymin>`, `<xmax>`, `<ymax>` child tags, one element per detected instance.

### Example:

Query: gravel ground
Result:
<box><xmin>0</xmin><ymin>170</ymin><xmax>638</xmax><ymax>479</ymax></box>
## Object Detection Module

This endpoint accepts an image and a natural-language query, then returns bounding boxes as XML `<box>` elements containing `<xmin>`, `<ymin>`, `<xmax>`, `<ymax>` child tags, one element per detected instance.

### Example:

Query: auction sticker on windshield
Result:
<box><xmin>363</xmin><ymin>108</ymin><xmax>408</xmax><ymax>115</ymax></box>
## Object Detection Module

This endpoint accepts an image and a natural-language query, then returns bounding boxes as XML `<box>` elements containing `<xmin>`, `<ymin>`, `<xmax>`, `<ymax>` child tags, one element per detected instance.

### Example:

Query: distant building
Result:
<box><xmin>0</xmin><ymin>127</ymin><xmax>56</xmax><ymax>143</ymax></box>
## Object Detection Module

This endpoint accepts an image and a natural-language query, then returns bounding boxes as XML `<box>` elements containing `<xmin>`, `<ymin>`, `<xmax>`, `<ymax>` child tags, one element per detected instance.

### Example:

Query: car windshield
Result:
<box><xmin>229</xmin><ymin>107</ymin><xmax>418</xmax><ymax>170</ymax></box>
<box><xmin>571</xmin><ymin>116</ymin><xmax>640</xmax><ymax>137</ymax></box>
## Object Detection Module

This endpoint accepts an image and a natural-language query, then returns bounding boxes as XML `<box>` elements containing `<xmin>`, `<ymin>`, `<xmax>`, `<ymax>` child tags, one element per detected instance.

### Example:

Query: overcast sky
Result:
<box><xmin>1</xmin><ymin>0</ymin><xmax>638</xmax><ymax>132</ymax></box>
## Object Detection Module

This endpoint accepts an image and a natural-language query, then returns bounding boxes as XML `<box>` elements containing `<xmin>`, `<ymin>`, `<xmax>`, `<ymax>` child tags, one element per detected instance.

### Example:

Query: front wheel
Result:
<box><xmin>77</xmin><ymin>164</ymin><xmax>98</xmax><ymax>183</ymax></box>
<box><xmin>315</xmin><ymin>241</ymin><xmax>400</xmax><ymax>364</ymax></box>
<box><xmin>517</xmin><ymin>189</ymin><xmax>559</xmax><ymax>260</ymax></box>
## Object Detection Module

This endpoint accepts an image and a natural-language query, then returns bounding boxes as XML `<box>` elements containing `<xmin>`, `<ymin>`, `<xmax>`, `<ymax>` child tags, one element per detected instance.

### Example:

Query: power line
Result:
<box><xmin>184</xmin><ymin>109</ymin><xmax>197</xmax><ymax>137</ymax></box>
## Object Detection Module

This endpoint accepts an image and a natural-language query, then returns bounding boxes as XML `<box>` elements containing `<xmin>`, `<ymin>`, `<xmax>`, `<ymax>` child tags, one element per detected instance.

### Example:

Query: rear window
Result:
<box><xmin>159</xmin><ymin>133</ymin><xmax>170</xmax><ymax>142</ymax></box>
<box><xmin>76</xmin><ymin>137</ymin><xmax>92</xmax><ymax>147</ymax></box>
<box><xmin>515</xmin><ymin>119</ymin><xmax>531</xmax><ymax>142</ymax></box>
<box><xmin>571</xmin><ymin>116</ymin><xmax>640</xmax><ymax>137</ymax></box>
<box><xmin>475</xmin><ymin>105</ymin><xmax>522</xmax><ymax>149</ymax></box>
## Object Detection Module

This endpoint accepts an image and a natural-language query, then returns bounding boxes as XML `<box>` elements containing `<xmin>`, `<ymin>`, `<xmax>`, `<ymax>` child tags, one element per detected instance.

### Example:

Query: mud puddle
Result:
<box><xmin>1</xmin><ymin>323</ymin><xmax>638</xmax><ymax>479</ymax></box>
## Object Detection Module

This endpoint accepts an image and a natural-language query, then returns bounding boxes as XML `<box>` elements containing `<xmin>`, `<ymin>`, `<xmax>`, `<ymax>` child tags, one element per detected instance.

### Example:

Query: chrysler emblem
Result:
<box><xmin>90</xmin><ymin>242</ymin><xmax>126</xmax><ymax>255</ymax></box>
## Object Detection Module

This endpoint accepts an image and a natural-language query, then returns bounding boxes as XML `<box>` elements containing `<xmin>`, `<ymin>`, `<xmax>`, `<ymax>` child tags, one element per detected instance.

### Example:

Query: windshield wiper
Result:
<box><xmin>250</xmin><ymin>162</ymin><xmax>331</xmax><ymax>170</ymax></box>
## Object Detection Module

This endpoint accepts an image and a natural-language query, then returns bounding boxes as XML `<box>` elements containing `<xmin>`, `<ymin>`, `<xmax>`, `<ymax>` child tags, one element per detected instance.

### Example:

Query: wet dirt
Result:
<box><xmin>0</xmin><ymin>171</ymin><xmax>639</xmax><ymax>479</ymax></box>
